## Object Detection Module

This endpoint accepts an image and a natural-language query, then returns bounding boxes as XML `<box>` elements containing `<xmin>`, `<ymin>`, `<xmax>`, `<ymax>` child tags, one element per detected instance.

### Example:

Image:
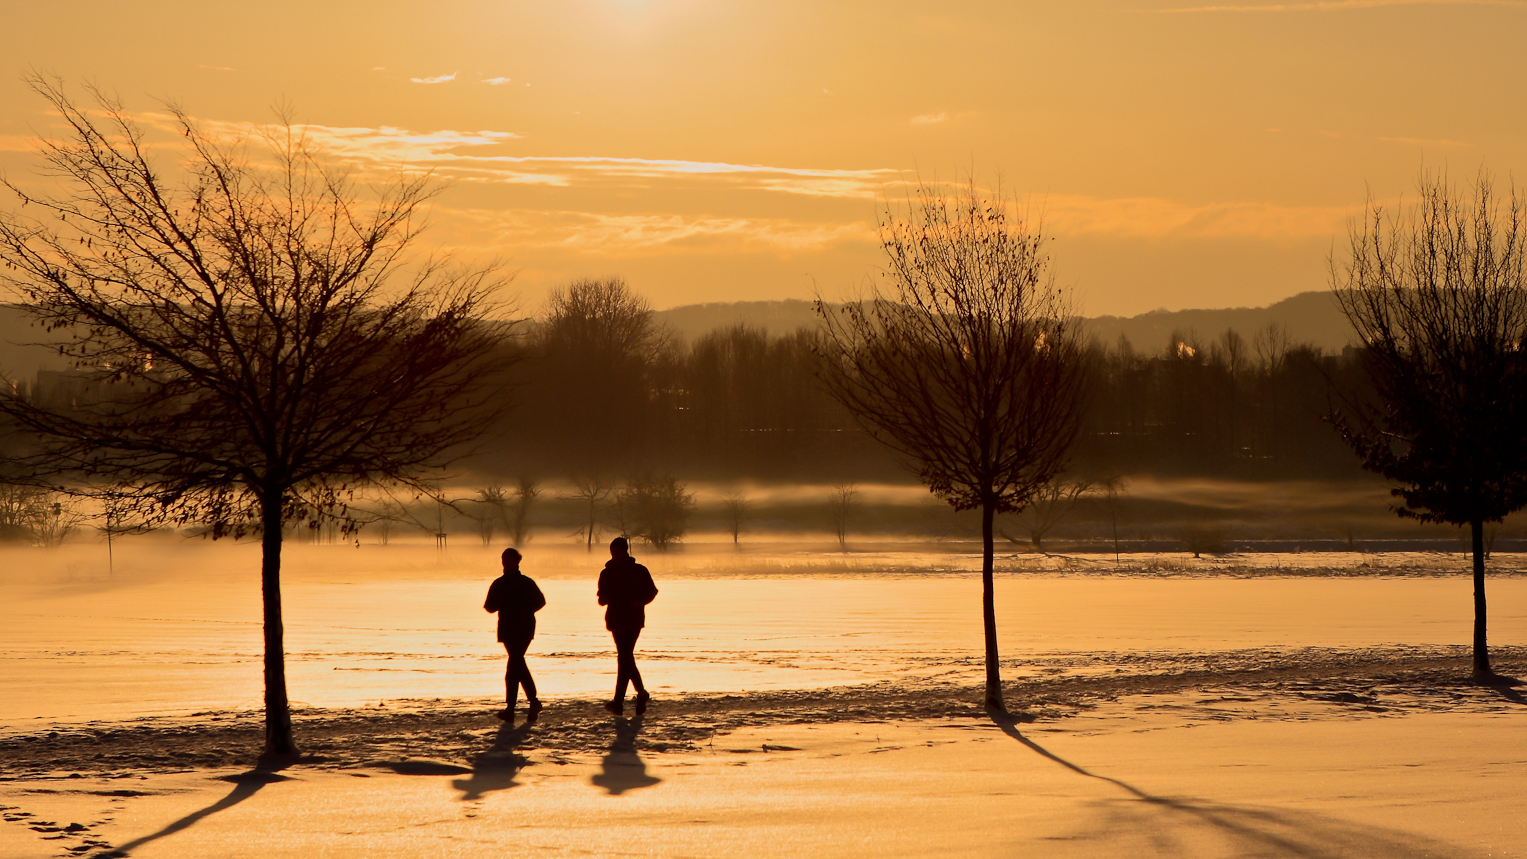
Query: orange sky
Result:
<box><xmin>2</xmin><ymin>0</ymin><xmax>1525</xmax><ymax>317</ymax></box>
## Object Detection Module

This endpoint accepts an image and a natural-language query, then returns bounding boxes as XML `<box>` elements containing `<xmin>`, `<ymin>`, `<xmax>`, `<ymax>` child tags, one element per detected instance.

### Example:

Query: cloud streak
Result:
<box><xmin>179</xmin><ymin>118</ymin><xmax>899</xmax><ymax>198</ymax></box>
<box><xmin>1042</xmin><ymin>194</ymin><xmax>1358</xmax><ymax>238</ymax></box>
<box><xmin>451</xmin><ymin>209</ymin><xmax>872</xmax><ymax>255</ymax></box>
<box><xmin>410</xmin><ymin>72</ymin><xmax>458</xmax><ymax>84</ymax></box>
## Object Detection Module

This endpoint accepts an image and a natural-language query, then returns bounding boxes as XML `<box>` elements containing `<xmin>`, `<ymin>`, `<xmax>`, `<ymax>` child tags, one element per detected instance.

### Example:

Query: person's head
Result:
<box><xmin>501</xmin><ymin>547</ymin><xmax>522</xmax><ymax>572</ymax></box>
<box><xmin>609</xmin><ymin>536</ymin><xmax>629</xmax><ymax>559</ymax></box>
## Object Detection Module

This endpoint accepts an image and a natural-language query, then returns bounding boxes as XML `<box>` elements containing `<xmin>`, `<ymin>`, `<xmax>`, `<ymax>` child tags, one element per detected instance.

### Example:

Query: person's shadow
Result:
<box><xmin>452</xmin><ymin>720</ymin><xmax>534</xmax><ymax>802</ymax></box>
<box><xmin>591</xmin><ymin>715</ymin><xmax>662</xmax><ymax>796</ymax></box>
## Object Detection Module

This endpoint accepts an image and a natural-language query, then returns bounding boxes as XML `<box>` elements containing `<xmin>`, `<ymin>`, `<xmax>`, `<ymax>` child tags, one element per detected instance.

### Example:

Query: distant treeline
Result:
<box><xmin>10</xmin><ymin>282</ymin><xmax>1368</xmax><ymax>485</ymax></box>
<box><xmin>472</xmin><ymin>280</ymin><xmax>1367</xmax><ymax>483</ymax></box>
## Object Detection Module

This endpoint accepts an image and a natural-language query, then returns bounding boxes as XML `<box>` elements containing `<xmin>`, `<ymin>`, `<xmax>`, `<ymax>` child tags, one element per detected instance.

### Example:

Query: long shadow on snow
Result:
<box><xmin>92</xmin><ymin>770</ymin><xmax>289</xmax><ymax>858</ymax></box>
<box><xmin>991</xmin><ymin>712</ymin><xmax>1482</xmax><ymax>859</ymax></box>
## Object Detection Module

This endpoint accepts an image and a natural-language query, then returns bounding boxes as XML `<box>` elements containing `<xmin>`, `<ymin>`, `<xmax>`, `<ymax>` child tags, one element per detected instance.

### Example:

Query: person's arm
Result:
<box><xmin>484</xmin><ymin>580</ymin><xmax>501</xmax><ymax>614</ymax></box>
<box><xmin>529</xmin><ymin>580</ymin><xmax>546</xmax><ymax>613</ymax></box>
<box><xmin>596</xmin><ymin>568</ymin><xmax>610</xmax><ymax>606</ymax></box>
<box><xmin>638</xmin><ymin>566</ymin><xmax>658</xmax><ymax>605</ymax></box>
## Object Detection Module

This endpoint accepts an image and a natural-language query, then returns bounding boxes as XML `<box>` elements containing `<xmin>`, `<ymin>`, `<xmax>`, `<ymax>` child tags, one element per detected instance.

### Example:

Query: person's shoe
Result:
<box><xmin>603</xmin><ymin>699</ymin><xmax>624</xmax><ymax>716</ymax></box>
<box><xmin>526</xmin><ymin>699</ymin><xmax>544</xmax><ymax>719</ymax></box>
<box><xmin>494</xmin><ymin>707</ymin><xmax>514</xmax><ymax>722</ymax></box>
<box><xmin>634</xmin><ymin>691</ymin><xmax>651</xmax><ymax>714</ymax></box>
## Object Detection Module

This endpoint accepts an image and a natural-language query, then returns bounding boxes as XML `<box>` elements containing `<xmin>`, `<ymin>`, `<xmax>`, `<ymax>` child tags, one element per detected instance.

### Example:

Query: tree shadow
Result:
<box><xmin>590</xmin><ymin>715</ymin><xmax>662</xmax><ymax>796</ymax></box>
<box><xmin>92</xmin><ymin>770</ymin><xmax>290</xmax><ymax>858</ymax></box>
<box><xmin>1478</xmin><ymin>673</ymin><xmax>1526</xmax><ymax>705</ymax></box>
<box><xmin>990</xmin><ymin>712</ymin><xmax>1481</xmax><ymax>858</ymax></box>
<box><xmin>452</xmin><ymin>721</ymin><xmax>534</xmax><ymax>802</ymax></box>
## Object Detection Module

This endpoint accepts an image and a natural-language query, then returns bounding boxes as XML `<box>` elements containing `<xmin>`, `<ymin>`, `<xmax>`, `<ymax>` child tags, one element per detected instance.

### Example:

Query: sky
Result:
<box><xmin>1</xmin><ymin>0</ymin><xmax>1524</xmax><ymax>317</ymax></box>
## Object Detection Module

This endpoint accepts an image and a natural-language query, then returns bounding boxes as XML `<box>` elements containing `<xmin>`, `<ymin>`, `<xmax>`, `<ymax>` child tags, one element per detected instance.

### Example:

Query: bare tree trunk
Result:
<box><xmin>261</xmin><ymin>491</ymin><xmax>298</xmax><ymax>757</ymax></box>
<box><xmin>982</xmin><ymin>501</ymin><xmax>1005</xmax><ymax>712</ymax></box>
<box><xmin>1471</xmin><ymin>518</ymin><xmax>1494</xmax><ymax>681</ymax></box>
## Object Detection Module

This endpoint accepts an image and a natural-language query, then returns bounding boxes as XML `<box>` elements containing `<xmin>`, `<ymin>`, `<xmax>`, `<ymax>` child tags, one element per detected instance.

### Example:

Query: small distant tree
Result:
<box><xmin>1009</xmin><ymin>477</ymin><xmax>1092</xmax><ymax>553</ymax></box>
<box><xmin>471</xmin><ymin>486</ymin><xmax>509</xmax><ymax>546</ymax></box>
<box><xmin>817</xmin><ymin>177</ymin><xmax>1089</xmax><ymax>712</ymax></box>
<box><xmin>1331</xmin><ymin>171</ymin><xmax>1527</xmax><ymax>684</ymax></box>
<box><xmin>1098</xmin><ymin>474</ymin><xmax>1127</xmax><ymax>566</ymax></box>
<box><xmin>0</xmin><ymin>79</ymin><xmax>514</xmax><ymax>755</ymax></box>
<box><xmin>0</xmin><ymin>483</ymin><xmax>82</xmax><ymax>544</ymax></box>
<box><xmin>567</xmin><ymin>472</ymin><xmax>615</xmax><ymax>549</ymax></box>
<box><xmin>0</xmin><ymin>483</ymin><xmax>45</xmax><ymax>542</ymax></box>
<box><xmin>617</xmin><ymin>472</ymin><xmax>694</xmax><ymax>549</ymax></box>
<box><xmin>827</xmin><ymin>483</ymin><xmax>859</xmax><ymax>550</ymax></box>
<box><xmin>721</xmin><ymin>488</ymin><xmax>752</xmax><ymax>545</ymax></box>
<box><xmin>510</xmin><ymin>476</ymin><xmax>540</xmax><ymax>546</ymax></box>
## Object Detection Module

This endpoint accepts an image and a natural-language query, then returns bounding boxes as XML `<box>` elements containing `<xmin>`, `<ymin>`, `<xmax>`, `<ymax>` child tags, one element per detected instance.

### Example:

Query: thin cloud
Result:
<box><xmin>911</xmin><ymin>113</ymin><xmax>949</xmax><ymax>125</ymax></box>
<box><xmin>1377</xmin><ymin>135</ymin><xmax>1471</xmax><ymax>148</ymax></box>
<box><xmin>451</xmin><ymin>209</ymin><xmax>872</xmax><ymax>254</ymax></box>
<box><xmin>482</xmin><ymin>77</ymin><xmax>513</xmax><ymax>86</ymax></box>
<box><xmin>198</xmin><ymin>65</ymin><xmax>236</xmax><ymax>72</ymax></box>
<box><xmin>410</xmin><ymin>71</ymin><xmax>458</xmax><ymax>84</ymax></box>
<box><xmin>1043</xmin><ymin>194</ymin><xmax>1359</xmax><ymax>238</ymax></box>
<box><xmin>0</xmin><ymin>135</ymin><xmax>38</xmax><ymax>152</ymax></box>
<box><xmin>1151</xmin><ymin>0</ymin><xmax>1527</xmax><ymax>12</ymax></box>
<box><xmin>146</xmin><ymin>116</ymin><xmax>896</xmax><ymax>198</ymax></box>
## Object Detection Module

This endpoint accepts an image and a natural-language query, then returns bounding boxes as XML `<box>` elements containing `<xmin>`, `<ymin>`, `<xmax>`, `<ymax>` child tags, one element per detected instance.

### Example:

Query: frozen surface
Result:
<box><xmin>3</xmin><ymin>541</ymin><xmax>1525</xmax><ymax>728</ymax></box>
<box><xmin>3</xmin><ymin>709</ymin><xmax>1524</xmax><ymax>858</ymax></box>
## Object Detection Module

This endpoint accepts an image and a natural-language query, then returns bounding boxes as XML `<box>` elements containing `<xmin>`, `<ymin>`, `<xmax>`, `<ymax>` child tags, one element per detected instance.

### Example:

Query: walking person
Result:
<box><xmin>598</xmin><ymin>536</ymin><xmax>658</xmax><ymax>716</ymax></box>
<box><xmin>484</xmin><ymin>548</ymin><xmax>546</xmax><ymax>722</ymax></box>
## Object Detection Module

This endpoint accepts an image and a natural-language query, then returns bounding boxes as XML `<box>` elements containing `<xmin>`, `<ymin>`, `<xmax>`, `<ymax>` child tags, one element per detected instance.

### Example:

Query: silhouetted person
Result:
<box><xmin>484</xmin><ymin>548</ymin><xmax>545</xmax><ymax>722</ymax></box>
<box><xmin>598</xmin><ymin>536</ymin><xmax>658</xmax><ymax>715</ymax></box>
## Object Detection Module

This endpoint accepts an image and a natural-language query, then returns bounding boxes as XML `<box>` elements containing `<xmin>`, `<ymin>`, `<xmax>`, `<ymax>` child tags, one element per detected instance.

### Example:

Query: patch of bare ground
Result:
<box><xmin>1</xmin><ymin>646</ymin><xmax>1521</xmax><ymax>781</ymax></box>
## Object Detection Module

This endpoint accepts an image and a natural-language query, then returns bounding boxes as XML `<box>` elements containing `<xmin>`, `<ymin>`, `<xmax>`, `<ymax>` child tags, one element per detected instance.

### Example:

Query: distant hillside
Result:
<box><xmin>0</xmin><ymin>291</ymin><xmax>1360</xmax><ymax>384</ymax></box>
<box><xmin>657</xmin><ymin>291</ymin><xmax>1358</xmax><ymax>354</ymax></box>
<box><xmin>654</xmin><ymin>299</ymin><xmax>821</xmax><ymax>344</ymax></box>
<box><xmin>1082</xmin><ymin>291</ymin><xmax>1356</xmax><ymax>355</ymax></box>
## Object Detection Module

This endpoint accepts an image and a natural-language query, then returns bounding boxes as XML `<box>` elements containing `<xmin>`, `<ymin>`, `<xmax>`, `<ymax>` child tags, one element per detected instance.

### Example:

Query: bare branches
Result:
<box><xmin>0</xmin><ymin>81</ymin><xmax>514</xmax><ymax>530</ymax></box>
<box><xmin>815</xmin><ymin>178</ymin><xmax>1088</xmax><ymax>515</ymax></box>
<box><xmin>1330</xmin><ymin>170</ymin><xmax>1527</xmax><ymax>527</ymax></box>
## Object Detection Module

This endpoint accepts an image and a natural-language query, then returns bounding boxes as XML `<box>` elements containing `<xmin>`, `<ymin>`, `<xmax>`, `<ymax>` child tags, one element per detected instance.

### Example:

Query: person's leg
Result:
<box><xmin>510</xmin><ymin>638</ymin><xmax>538</xmax><ymax>703</ymax></box>
<box><xmin>625</xmin><ymin>628</ymin><xmax>646</xmax><ymax>696</ymax></box>
<box><xmin>502</xmin><ymin>642</ymin><xmax>517</xmax><ymax>712</ymax></box>
<box><xmin>612</xmin><ymin>630</ymin><xmax>634</xmax><ymax>703</ymax></box>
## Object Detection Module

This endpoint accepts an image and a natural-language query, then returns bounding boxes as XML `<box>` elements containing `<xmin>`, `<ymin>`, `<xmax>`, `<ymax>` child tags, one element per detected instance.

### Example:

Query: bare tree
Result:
<box><xmin>0</xmin><ymin>483</ymin><xmax>83</xmax><ymax>544</ymax></box>
<box><xmin>617</xmin><ymin>472</ymin><xmax>694</xmax><ymax>550</ymax></box>
<box><xmin>0</xmin><ymin>79</ymin><xmax>514</xmax><ymax>755</ymax></box>
<box><xmin>1005</xmin><ymin>476</ymin><xmax>1091</xmax><ymax>553</ymax></box>
<box><xmin>816</xmin><ymin>178</ymin><xmax>1089</xmax><ymax>711</ymax></box>
<box><xmin>827</xmin><ymin>483</ymin><xmax>859</xmax><ymax>550</ymax></box>
<box><xmin>567</xmin><ymin>472</ymin><xmax>615</xmax><ymax>549</ymax></box>
<box><xmin>1331</xmin><ymin>171</ymin><xmax>1527</xmax><ymax>684</ymax></box>
<box><xmin>471</xmin><ymin>485</ymin><xmax>509</xmax><ymax>546</ymax></box>
<box><xmin>721</xmin><ymin>488</ymin><xmax>752</xmax><ymax>546</ymax></box>
<box><xmin>509</xmin><ymin>476</ymin><xmax>540</xmax><ymax>546</ymax></box>
<box><xmin>530</xmin><ymin>278</ymin><xmax>670</xmax><ymax>469</ymax></box>
<box><xmin>1097</xmin><ymin>474</ymin><xmax>1127</xmax><ymax>566</ymax></box>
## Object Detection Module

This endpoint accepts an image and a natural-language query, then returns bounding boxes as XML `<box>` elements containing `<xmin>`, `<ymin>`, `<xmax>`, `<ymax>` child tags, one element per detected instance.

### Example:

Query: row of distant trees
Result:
<box><xmin>446</xmin><ymin>277</ymin><xmax>1358</xmax><ymax>483</ymax></box>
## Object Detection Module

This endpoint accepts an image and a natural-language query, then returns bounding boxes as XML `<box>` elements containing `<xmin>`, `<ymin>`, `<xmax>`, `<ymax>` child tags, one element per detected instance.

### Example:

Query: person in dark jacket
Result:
<box><xmin>484</xmin><ymin>547</ymin><xmax>546</xmax><ymax>722</ymax></box>
<box><xmin>597</xmin><ymin>536</ymin><xmax>657</xmax><ymax>716</ymax></box>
